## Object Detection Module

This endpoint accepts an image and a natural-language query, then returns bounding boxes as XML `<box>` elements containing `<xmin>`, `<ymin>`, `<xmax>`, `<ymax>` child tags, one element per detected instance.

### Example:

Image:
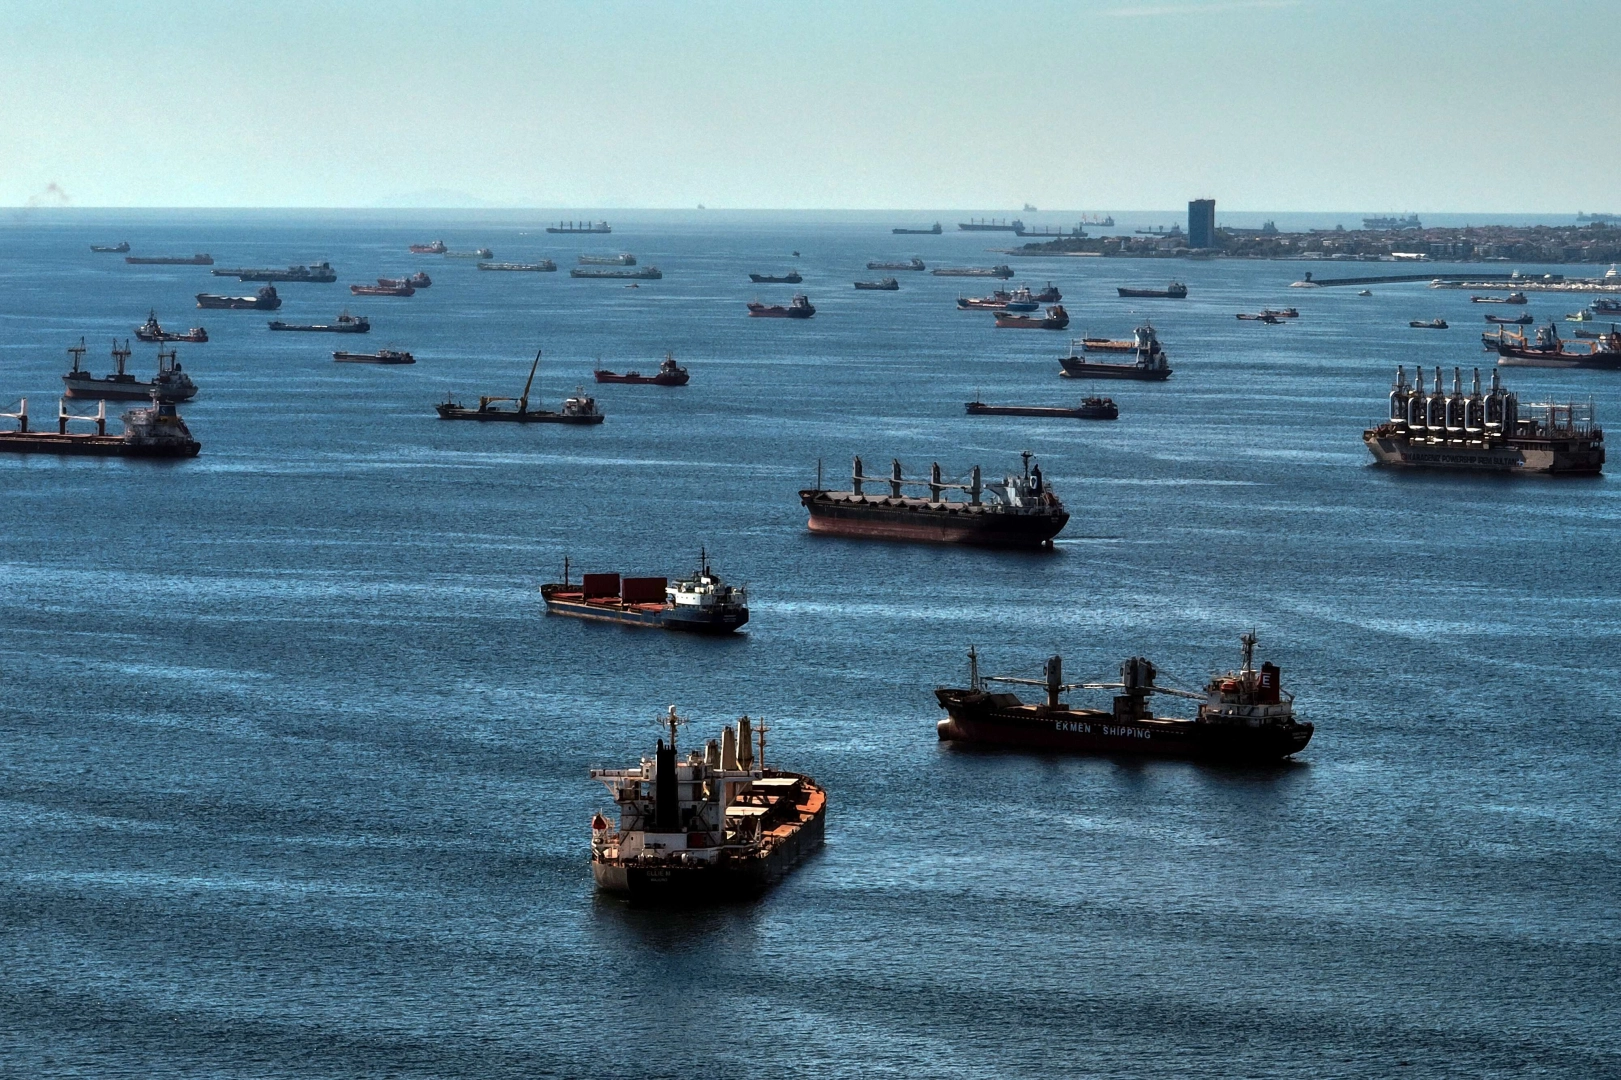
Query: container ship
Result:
<box><xmin>590</xmin><ymin>709</ymin><xmax>825</xmax><ymax>904</ymax></box>
<box><xmin>1059</xmin><ymin>325</ymin><xmax>1172</xmax><ymax>380</ymax></box>
<box><xmin>799</xmin><ymin>452</ymin><xmax>1067</xmax><ymax>548</ymax></box>
<box><xmin>126</xmin><ymin>253</ymin><xmax>212</xmax><ymax>265</ymax></box>
<box><xmin>1364</xmin><ymin>365</ymin><xmax>1604</xmax><ymax>474</ymax></box>
<box><xmin>541</xmin><ymin>553</ymin><xmax>747</xmax><ymax>633</ymax></box>
<box><xmin>0</xmin><ymin>395</ymin><xmax>199</xmax><ymax>458</ymax></box>
<box><xmin>196</xmin><ymin>285</ymin><xmax>281</xmax><ymax>309</ymax></box>
<box><xmin>936</xmin><ymin>632</ymin><xmax>1313</xmax><ymax>761</ymax></box>
<box><xmin>212</xmin><ymin>262</ymin><xmax>336</xmax><ymax>283</ymax></box>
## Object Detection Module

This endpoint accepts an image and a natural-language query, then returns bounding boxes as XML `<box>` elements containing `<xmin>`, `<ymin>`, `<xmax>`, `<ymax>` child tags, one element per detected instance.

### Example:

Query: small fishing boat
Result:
<box><xmin>993</xmin><ymin>305</ymin><xmax>1069</xmax><ymax>330</ymax></box>
<box><xmin>334</xmin><ymin>349</ymin><xmax>414</xmax><ymax>364</ymax></box>
<box><xmin>594</xmin><ymin>353</ymin><xmax>689</xmax><ymax>386</ymax></box>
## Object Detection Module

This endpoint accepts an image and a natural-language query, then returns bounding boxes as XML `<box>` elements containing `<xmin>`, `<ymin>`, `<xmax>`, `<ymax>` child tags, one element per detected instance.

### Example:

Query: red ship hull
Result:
<box><xmin>594</xmin><ymin>370</ymin><xmax>690</xmax><ymax>385</ymax></box>
<box><xmin>801</xmin><ymin>492</ymin><xmax>1067</xmax><ymax>548</ymax></box>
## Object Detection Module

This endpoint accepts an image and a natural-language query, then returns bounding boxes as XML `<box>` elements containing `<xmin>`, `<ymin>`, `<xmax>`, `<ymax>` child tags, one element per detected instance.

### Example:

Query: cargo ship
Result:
<box><xmin>957</xmin><ymin>289</ymin><xmax>1017</xmax><ymax>311</ymax></box>
<box><xmin>747</xmin><ymin>294</ymin><xmax>815</xmax><ymax>318</ymax></box>
<box><xmin>1117</xmin><ymin>282</ymin><xmax>1187</xmax><ymax>299</ymax></box>
<box><xmin>63</xmin><ymin>339</ymin><xmax>197</xmax><ymax>403</ymax></box>
<box><xmin>933</xmin><ymin>265</ymin><xmax>1014</xmax><ymax>279</ymax></box>
<box><xmin>212</xmin><ymin>262</ymin><xmax>336</xmax><ymax>283</ymax></box>
<box><xmin>966</xmin><ymin>395</ymin><xmax>1115</xmax><ymax>420</ymax></box>
<box><xmin>547</xmin><ymin>221</ymin><xmax>611</xmax><ymax>234</ymax></box>
<box><xmin>409</xmin><ymin>240</ymin><xmax>446</xmax><ymax>254</ymax></box>
<box><xmin>480</xmin><ymin>261</ymin><xmax>557</xmax><ymax>272</ymax></box>
<box><xmin>435</xmin><ymin>350</ymin><xmax>604</xmax><ymax>424</ymax></box>
<box><xmin>445</xmin><ymin>248</ymin><xmax>493</xmax><ymax>259</ymax></box>
<box><xmin>134</xmin><ymin>311</ymin><xmax>207</xmax><ymax>342</ymax></box>
<box><xmin>958</xmin><ymin>219</ymin><xmax>1024</xmax><ymax>232</ymax></box>
<box><xmin>1485</xmin><ymin>313</ymin><xmax>1533</xmax><ymax>325</ymax></box>
<box><xmin>571</xmin><ymin>265</ymin><xmax>660</xmax><ymax>279</ymax></box>
<box><xmin>126</xmin><ymin>253</ymin><xmax>213</xmax><ymax>265</ymax></box>
<box><xmin>935</xmin><ymin>632</ymin><xmax>1313</xmax><ymax>762</ymax></box>
<box><xmin>349</xmin><ymin>281</ymin><xmax>413</xmax><ymax>296</ymax></box>
<box><xmin>589</xmin><ymin>709</ymin><xmax>824</xmax><ymax>904</ymax></box>
<box><xmin>994</xmin><ymin>304</ymin><xmax>1069</xmax><ymax>329</ymax></box>
<box><xmin>0</xmin><ymin>394</ymin><xmax>199</xmax><ymax>458</ymax></box>
<box><xmin>868</xmin><ymin>257</ymin><xmax>926</xmax><ymax>271</ymax></box>
<box><xmin>854</xmin><ymin>278</ymin><xmax>899</xmax><ymax>290</ymax></box>
<box><xmin>1032</xmin><ymin>283</ymin><xmax>1062</xmax><ymax>302</ymax></box>
<box><xmin>377</xmin><ymin>272</ymin><xmax>431</xmax><ymax>289</ymax></box>
<box><xmin>799</xmin><ymin>452</ymin><xmax>1067</xmax><ymax>548</ymax></box>
<box><xmin>579</xmin><ymin>253</ymin><xmax>636</xmax><ymax>265</ymax></box>
<box><xmin>1494</xmin><ymin>324</ymin><xmax>1621</xmax><ymax>369</ymax></box>
<box><xmin>90</xmin><ymin>242</ymin><xmax>129</xmax><ymax>253</ymax></box>
<box><xmin>268</xmin><ymin>312</ymin><xmax>370</xmax><ymax>333</ymax></box>
<box><xmin>541</xmin><ymin>552</ymin><xmax>747</xmax><ymax>632</ymax></box>
<box><xmin>1410</xmin><ymin>319</ymin><xmax>1449</xmax><ymax>329</ymax></box>
<box><xmin>749</xmin><ymin>271</ymin><xmax>802</xmax><ymax>283</ymax></box>
<box><xmin>196</xmin><ymin>285</ymin><xmax>281</xmax><ymax>309</ymax></box>
<box><xmin>1364</xmin><ymin>365</ymin><xmax>1604</xmax><ymax>474</ymax></box>
<box><xmin>334</xmin><ymin>349</ymin><xmax>413</xmax><ymax>364</ymax></box>
<box><xmin>1059</xmin><ymin>325</ymin><xmax>1171</xmax><ymax>380</ymax></box>
<box><xmin>1472</xmin><ymin>292</ymin><xmax>1528</xmax><ymax>304</ymax></box>
<box><xmin>593</xmin><ymin>353</ymin><xmax>689</xmax><ymax>385</ymax></box>
<box><xmin>1364</xmin><ymin>215</ymin><xmax>1422</xmax><ymax>230</ymax></box>
<box><xmin>892</xmin><ymin>223</ymin><xmax>943</xmax><ymax>234</ymax></box>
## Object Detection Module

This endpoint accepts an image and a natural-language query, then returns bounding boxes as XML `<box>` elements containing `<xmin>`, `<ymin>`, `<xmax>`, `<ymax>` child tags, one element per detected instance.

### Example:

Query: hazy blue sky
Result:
<box><xmin>3</xmin><ymin>0</ymin><xmax>1617</xmax><ymax>211</ymax></box>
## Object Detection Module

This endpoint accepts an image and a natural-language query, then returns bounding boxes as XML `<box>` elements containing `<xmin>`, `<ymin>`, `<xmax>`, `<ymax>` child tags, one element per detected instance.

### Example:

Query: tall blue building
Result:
<box><xmin>1188</xmin><ymin>199</ymin><xmax>1216</xmax><ymax>249</ymax></box>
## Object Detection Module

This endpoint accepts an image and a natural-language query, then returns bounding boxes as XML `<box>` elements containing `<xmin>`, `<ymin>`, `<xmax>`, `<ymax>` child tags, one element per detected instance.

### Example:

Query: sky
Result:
<box><xmin>2</xmin><ymin>0</ymin><xmax>1617</xmax><ymax>211</ymax></box>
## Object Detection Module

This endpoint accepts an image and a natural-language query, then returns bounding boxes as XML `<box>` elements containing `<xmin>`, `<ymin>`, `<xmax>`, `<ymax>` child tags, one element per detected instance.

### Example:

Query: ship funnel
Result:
<box><xmin>721</xmin><ymin>725</ymin><xmax>738</xmax><ymax>771</ymax></box>
<box><xmin>655</xmin><ymin>738</ymin><xmax>678</xmax><ymax>831</ymax></box>
<box><xmin>737</xmin><ymin>716</ymin><xmax>754</xmax><ymax>769</ymax></box>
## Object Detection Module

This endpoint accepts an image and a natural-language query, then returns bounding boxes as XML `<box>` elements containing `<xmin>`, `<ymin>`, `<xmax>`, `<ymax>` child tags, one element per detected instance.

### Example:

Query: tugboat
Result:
<box><xmin>593</xmin><ymin>353</ymin><xmax>690</xmax><ymax>385</ymax></box>
<box><xmin>747</xmin><ymin>294</ymin><xmax>816</xmax><ymax>318</ymax></box>
<box><xmin>268</xmin><ymin>312</ymin><xmax>370</xmax><ymax>333</ymax></box>
<box><xmin>1363</xmin><ymin>365</ymin><xmax>1604</xmax><ymax>474</ymax></box>
<box><xmin>965</xmin><ymin>395</ymin><xmax>1116</xmax><ymax>420</ymax></box>
<box><xmin>589</xmin><ymin>708</ymin><xmax>826</xmax><ymax>904</ymax></box>
<box><xmin>333</xmin><ymin>349</ymin><xmax>414</xmax><ymax>364</ymax></box>
<box><xmin>935</xmin><ymin>632</ymin><xmax>1313</xmax><ymax>762</ymax></box>
<box><xmin>90</xmin><ymin>242</ymin><xmax>130</xmax><ymax>253</ymax></box>
<box><xmin>993</xmin><ymin>304</ymin><xmax>1069</xmax><ymax>330</ymax></box>
<box><xmin>212</xmin><ymin>262</ymin><xmax>337</xmax><ymax>283</ymax></box>
<box><xmin>799</xmin><ymin>452</ymin><xmax>1067</xmax><ymax>548</ymax></box>
<box><xmin>854</xmin><ymin>278</ymin><xmax>900</xmax><ymax>290</ymax></box>
<box><xmin>1117</xmin><ymin>282</ymin><xmax>1188</xmax><ymax>299</ymax></box>
<box><xmin>350</xmin><ymin>281</ymin><xmax>414</xmax><ymax>296</ymax></box>
<box><xmin>409</xmin><ymin>240</ymin><xmax>447</xmax><ymax>254</ymax></box>
<box><xmin>0</xmin><ymin>392</ymin><xmax>200</xmax><ymax>457</ymax></box>
<box><xmin>134</xmin><ymin>311</ymin><xmax>208</xmax><ymax>343</ymax></box>
<box><xmin>196</xmin><ymin>285</ymin><xmax>281</xmax><ymax>309</ymax></box>
<box><xmin>1471</xmin><ymin>292</ymin><xmax>1528</xmax><ymax>304</ymax></box>
<box><xmin>542</xmin><ymin>551</ymin><xmax>748</xmax><ymax>632</ymax></box>
<box><xmin>749</xmin><ymin>271</ymin><xmax>802</xmax><ymax>283</ymax></box>
<box><xmin>480</xmin><ymin>261</ymin><xmax>558</xmax><ymax>272</ymax></box>
<box><xmin>932</xmin><ymin>264</ymin><xmax>1015</xmax><ymax>278</ymax></box>
<box><xmin>1059</xmin><ymin>325</ymin><xmax>1171</xmax><ymax>380</ymax></box>
<box><xmin>435</xmin><ymin>350</ymin><xmax>605</xmax><ymax>424</ymax></box>
<box><xmin>63</xmin><ymin>339</ymin><xmax>197</xmax><ymax>403</ymax></box>
<box><xmin>867</xmin><ymin>257</ymin><xmax>927</xmax><ymax>271</ymax></box>
<box><xmin>1409</xmin><ymin>318</ymin><xmax>1449</xmax><ymax>329</ymax></box>
<box><xmin>1494</xmin><ymin>323</ymin><xmax>1621</xmax><ymax>368</ymax></box>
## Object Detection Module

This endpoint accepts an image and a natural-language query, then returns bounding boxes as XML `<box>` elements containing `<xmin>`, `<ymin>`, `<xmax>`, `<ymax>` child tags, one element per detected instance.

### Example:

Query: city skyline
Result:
<box><xmin>3</xmin><ymin>0</ymin><xmax>1617</xmax><ymax>211</ymax></box>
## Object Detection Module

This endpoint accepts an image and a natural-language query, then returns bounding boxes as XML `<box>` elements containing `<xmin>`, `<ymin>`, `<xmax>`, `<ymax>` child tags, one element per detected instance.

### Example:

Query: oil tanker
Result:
<box><xmin>799</xmin><ymin>452</ymin><xmax>1067</xmax><ymax>548</ymax></box>
<box><xmin>1364</xmin><ymin>365</ymin><xmax>1604</xmax><ymax>474</ymax></box>
<box><xmin>935</xmin><ymin>632</ymin><xmax>1313</xmax><ymax>761</ymax></box>
<box><xmin>590</xmin><ymin>709</ymin><xmax>825</xmax><ymax>904</ymax></box>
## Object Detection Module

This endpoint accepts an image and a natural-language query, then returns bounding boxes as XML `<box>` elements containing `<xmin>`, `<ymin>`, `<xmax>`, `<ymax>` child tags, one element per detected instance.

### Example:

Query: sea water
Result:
<box><xmin>0</xmin><ymin>210</ymin><xmax>1617</xmax><ymax>1078</ymax></box>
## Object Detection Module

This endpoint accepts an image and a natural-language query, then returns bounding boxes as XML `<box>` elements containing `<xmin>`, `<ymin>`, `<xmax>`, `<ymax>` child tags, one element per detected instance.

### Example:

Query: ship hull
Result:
<box><xmin>801</xmin><ymin>492</ymin><xmax>1067</xmax><ymax>548</ymax></box>
<box><xmin>435</xmin><ymin>405</ymin><xmax>604</xmax><ymax>424</ymax></box>
<box><xmin>593</xmin><ymin>809</ymin><xmax>823</xmax><ymax>905</ymax></box>
<box><xmin>543</xmin><ymin>595</ymin><xmax>747</xmax><ymax>633</ymax></box>
<box><xmin>1116</xmin><ymin>288</ymin><xmax>1185</xmax><ymax>299</ymax></box>
<box><xmin>593</xmin><ymin>371</ymin><xmax>689</xmax><ymax>385</ymax></box>
<box><xmin>0</xmin><ymin>433</ymin><xmax>199</xmax><ymax>457</ymax></box>
<box><xmin>1059</xmin><ymin>357</ymin><xmax>1171</xmax><ymax>380</ymax></box>
<box><xmin>966</xmin><ymin>402</ymin><xmax>1116</xmax><ymax>420</ymax></box>
<box><xmin>268</xmin><ymin>322</ymin><xmax>369</xmax><ymax>333</ymax></box>
<box><xmin>1495</xmin><ymin>352</ymin><xmax>1621</xmax><ymax>369</ymax></box>
<box><xmin>935</xmin><ymin>693</ymin><xmax>1312</xmax><ymax>762</ymax></box>
<box><xmin>1363</xmin><ymin>431</ymin><xmax>1604</xmax><ymax>475</ymax></box>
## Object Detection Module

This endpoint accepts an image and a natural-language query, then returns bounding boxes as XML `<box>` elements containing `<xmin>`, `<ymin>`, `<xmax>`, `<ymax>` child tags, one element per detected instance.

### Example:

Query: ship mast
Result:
<box><xmin>661</xmin><ymin>704</ymin><xmax>687</xmax><ymax>755</ymax></box>
<box><xmin>518</xmin><ymin>349</ymin><xmax>541</xmax><ymax>414</ymax></box>
<box><xmin>67</xmin><ymin>338</ymin><xmax>87</xmax><ymax>373</ymax></box>
<box><xmin>1240</xmin><ymin>630</ymin><xmax>1257</xmax><ymax>674</ymax></box>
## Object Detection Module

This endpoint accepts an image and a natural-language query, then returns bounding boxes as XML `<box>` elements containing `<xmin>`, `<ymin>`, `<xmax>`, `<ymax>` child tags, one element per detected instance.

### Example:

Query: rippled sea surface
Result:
<box><xmin>1</xmin><ymin>210</ymin><xmax>1617</xmax><ymax>1078</ymax></box>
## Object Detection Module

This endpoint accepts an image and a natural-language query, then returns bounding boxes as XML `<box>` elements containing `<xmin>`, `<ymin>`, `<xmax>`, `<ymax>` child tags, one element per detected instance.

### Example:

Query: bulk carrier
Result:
<box><xmin>936</xmin><ymin>632</ymin><xmax>1313</xmax><ymax>761</ymax></box>
<box><xmin>590</xmin><ymin>709</ymin><xmax>825</xmax><ymax>904</ymax></box>
<box><xmin>799</xmin><ymin>452</ymin><xmax>1068</xmax><ymax>548</ymax></box>
<box><xmin>1364</xmin><ymin>365</ymin><xmax>1604</xmax><ymax>474</ymax></box>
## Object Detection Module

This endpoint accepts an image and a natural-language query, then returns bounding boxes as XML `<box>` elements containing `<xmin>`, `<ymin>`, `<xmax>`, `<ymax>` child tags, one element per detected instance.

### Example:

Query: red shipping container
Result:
<box><xmin>621</xmin><ymin>577</ymin><xmax>667</xmax><ymax>604</ymax></box>
<box><xmin>581</xmin><ymin>573</ymin><xmax>620</xmax><ymax>599</ymax></box>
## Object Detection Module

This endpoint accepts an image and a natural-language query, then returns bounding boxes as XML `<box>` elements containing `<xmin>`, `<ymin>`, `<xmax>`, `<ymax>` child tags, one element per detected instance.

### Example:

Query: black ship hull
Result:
<box><xmin>269</xmin><ymin>322</ymin><xmax>369</xmax><ymax>333</ymax></box>
<box><xmin>1117</xmin><ymin>288</ymin><xmax>1186</xmax><ymax>299</ymax></box>
<box><xmin>800</xmin><ymin>491</ymin><xmax>1067</xmax><ymax>548</ymax></box>
<box><xmin>966</xmin><ymin>401</ymin><xmax>1116</xmax><ymax>420</ymax></box>
<box><xmin>1059</xmin><ymin>356</ymin><xmax>1170</xmax><ymax>380</ymax></box>
<box><xmin>1363</xmin><ymin>430</ymin><xmax>1604</xmax><ymax>474</ymax></box>
<box><xmin>0</xmin><ymin>433</ymin><xmax>199</xmax><ymax>457</ymax></box>
<box><xmin>435</xmin><ymin>404</ymin><xmax>603</xmax><ymax>424</ymax></box>
<box><xmin>542</xmin><ymin>593</ymin><xmax>748</xmax><ymax>633</ymax></box>
<box><xmin>935</xmin><ymin>690</ymin><xmax>1312</xmax><ymax>761</ymax></box>
<box><xmin>593</xmin><ymin>811</ymin><xmax>823</xmax><ymax>905</ymax></box>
